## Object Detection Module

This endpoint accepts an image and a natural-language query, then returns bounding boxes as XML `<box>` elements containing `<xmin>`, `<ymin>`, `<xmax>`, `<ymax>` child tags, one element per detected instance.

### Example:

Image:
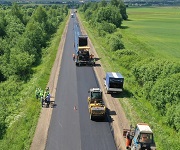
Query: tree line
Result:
<box><xmin>79</xmin><ymin>0</ymin><xmax>127</xmax><ymax>51</ymax></box>
<box><xmin>0</xmin><ymin>3</ymin><xmax>68</xmax><ymax>139</ymax></box>
<box><xmin>0</xmin><ymin>4</ymin><xmax>68</xmax><ymax>81</ymax></box>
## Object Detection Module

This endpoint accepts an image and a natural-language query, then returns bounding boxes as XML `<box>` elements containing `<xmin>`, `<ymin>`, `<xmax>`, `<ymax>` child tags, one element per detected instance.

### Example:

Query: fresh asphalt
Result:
<box><xmin>45</xmin><ymin>14</ymin><xmax>117</xmax><ymax>150</ymax></box>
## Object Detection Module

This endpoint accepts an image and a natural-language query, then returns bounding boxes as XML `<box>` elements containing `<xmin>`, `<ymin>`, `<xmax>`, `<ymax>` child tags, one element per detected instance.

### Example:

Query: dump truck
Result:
<box><xmin>87</xmin><ymin>88</ymin><xmax>106</xmax><ymax>120</ymax></box>
<box><xmin>104</xmin><ymin>72</ymin><xmax>124</xmax><ymax>94</ymax></box>
<box><xmin>123</xmin><ymin>123</ymin><xmax>156</xmax><ymax>150</ymax></box>
<box><xmin>74</xmin><ymin>35</ymin><xmax>95</xmax><ymax>66</ymax></box>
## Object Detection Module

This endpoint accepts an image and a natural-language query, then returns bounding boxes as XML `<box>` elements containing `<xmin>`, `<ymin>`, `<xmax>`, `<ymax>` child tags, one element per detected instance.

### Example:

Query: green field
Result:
<box><xmin>121</xmin><ymin>7</ymin><xmax>180</xmax><ymax>61</ymax></box>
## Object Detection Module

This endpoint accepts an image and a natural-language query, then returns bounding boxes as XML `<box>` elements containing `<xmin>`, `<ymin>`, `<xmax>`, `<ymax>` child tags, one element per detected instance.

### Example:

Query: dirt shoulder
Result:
<box><xmin>30</xmin><ymin>17</ymin><xmax>70</xmax><ymax>150</ymax></box>
<box><xmin>77</xmin><ymin>14</ymin><xmax>130</xmax><ymax>150</ymax></box>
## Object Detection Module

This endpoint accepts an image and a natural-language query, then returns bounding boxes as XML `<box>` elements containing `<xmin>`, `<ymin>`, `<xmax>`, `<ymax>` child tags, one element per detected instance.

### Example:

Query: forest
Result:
<box><xmin>0</xmin><ymin>3</ymin><xmax>68</xmax><ymax>149</ymax></box>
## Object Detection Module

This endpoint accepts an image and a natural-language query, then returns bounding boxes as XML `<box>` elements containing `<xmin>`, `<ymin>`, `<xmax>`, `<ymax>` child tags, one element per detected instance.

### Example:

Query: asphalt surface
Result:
<box><xmin>45</xmin><ymin>14</ymin><xmax>117</xmax><ymax>150</ymax></box>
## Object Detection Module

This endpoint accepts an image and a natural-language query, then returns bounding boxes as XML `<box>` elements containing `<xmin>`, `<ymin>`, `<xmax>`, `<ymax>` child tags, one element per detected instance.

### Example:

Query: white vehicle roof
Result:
<box><xmin>106</xmin><ymin>72</ymin><xmax>124</xmax><ymax>79</ymax></box>
<box><xmin>90</xmin><ymin>88</ymin><xmax>101</xmax><ymax>92</ymax></box>
<box><xmin>137</xmin><ymin>123</ymin><xmax>153</xmax><ymax>133</ymax></box>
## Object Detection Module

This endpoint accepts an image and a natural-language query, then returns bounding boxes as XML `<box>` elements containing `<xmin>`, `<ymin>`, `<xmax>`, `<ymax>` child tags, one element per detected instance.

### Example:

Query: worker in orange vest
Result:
<box><xmin>126</xmin><ymin>131</ymin><xmax>131</xmax><ymax>149</ymax></box>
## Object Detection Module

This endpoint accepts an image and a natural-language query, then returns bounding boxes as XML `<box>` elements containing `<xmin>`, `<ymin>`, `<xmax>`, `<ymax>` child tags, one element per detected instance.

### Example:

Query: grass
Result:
<box><xmin>78</xmin><ymin>6</ymin><xmax>180</xmax><ymax>150</ymax></box>
<box><xmin>122</xmin><ymin>7</ymin><xmax>180</xmax><ymax>60</ymax></box>
<box><xmin>0</xmin><ymin>15</ymin><xmax>69</xmax><ymax>150</ymax></box>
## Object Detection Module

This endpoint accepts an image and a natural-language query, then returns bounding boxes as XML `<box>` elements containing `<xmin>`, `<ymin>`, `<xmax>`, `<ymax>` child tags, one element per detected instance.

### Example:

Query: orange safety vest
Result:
<box><xmin>126</xmin><ymin>138</ymin><xmax>131</xmax><ymax>147</ymax></box>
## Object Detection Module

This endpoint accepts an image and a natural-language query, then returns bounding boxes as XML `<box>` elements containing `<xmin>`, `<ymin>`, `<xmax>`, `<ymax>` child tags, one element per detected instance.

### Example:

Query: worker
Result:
<box><xmin>140</xmin><ymin>134</ymin><xmax>148</xmax><ymax>143</ymax></box>
<box><xmin>35</xmin><ymin>88</ymin><xmax>40</xmax><ymax>99</ymax></box>
<box><xmin>46</xmin><ymin>93</ymin><xmax>51</xmax><ymax>107</ymax></box>
<box><xmin>126</xmin><ymin>131</ymin><xmax>131</xmax><ymax>149</ymax></box>
<box><xmin>46</xmin><ymin>87</ymin><xmax>50</xmax><ymax>92</ymax></box>
<box><xmin>73</xmin><ymin>53</ymin><xmax>75</xmax><ymax>61</ymax></box>
<box><xmin>44</xmin><ymin>87</ymin><xmax>50</xmax><ymax>97</ymax></box>
<box><xmin>40</xmin><ymin>91</ymin><xmax>44</xmax><ymax>107</ymax></box>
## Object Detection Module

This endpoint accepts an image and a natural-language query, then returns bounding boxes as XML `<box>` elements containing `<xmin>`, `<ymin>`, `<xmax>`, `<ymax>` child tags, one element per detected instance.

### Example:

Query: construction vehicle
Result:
<box><xmin>87</xmin><ymin>88</ymin><xmax>106</xmax><ymax>120</ymax></box>
<box><xmin>123</xmin><ymin>123</ymin><xmax>156</xmax><ymax>150</ymax></box>
<box><xmin>75</xmin><ymin>35</ymin><xmax>95</xmax><ymax>66</ymax></box>
<box><xmin>74</xmin><ymin>34</ymin><xmax>95</xmax><ymax>66</ymax></box>
<box><xmin>104</xmin><ymin>72</ymin><xmax>124</xmax><ymax>94</ymax></box>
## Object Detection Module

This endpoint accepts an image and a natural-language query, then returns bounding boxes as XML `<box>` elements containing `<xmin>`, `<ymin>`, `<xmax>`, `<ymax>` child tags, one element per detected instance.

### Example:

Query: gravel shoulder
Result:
<box><xmin>31</xmin><ymin>12</ymin><xmax>130</xmax><ymax>150</ymax></box>
<box><xmin>30</xmin><ymin>16</ymin><xmax>70</xmax><ymax>150</ymax></box>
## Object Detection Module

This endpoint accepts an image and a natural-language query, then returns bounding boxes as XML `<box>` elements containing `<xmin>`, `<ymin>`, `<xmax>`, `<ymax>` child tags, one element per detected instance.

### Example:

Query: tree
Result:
<box><xmin>32</xmin><ymin>6</ymin><xmax>47</xmax><ymax>24</ymax></box>
<box><xmin>110</xmin><ymin>0</ymin><xmax>128</xmax><ymax>20</ymax></box>
<box><xmin>9</xmin><ymin>48</ymin><xmax>34</xmax><ymax>79</ymax></box>
<box><xmin>150</xmin><ymin>73</ymin><xmax>180</xmax><ymax>114</ymax></box>
<box><xmin>25</xmin><ymin>20</ymin><xmax>46</xmax><ymax>61</ymax></box>
<box><xmin>96</xmin><ymin>5</ymin><xmax>123</xmax><ymax>27</ymax></box>
<box><xmin>99</xmin><ymin>0</ymin><xmax>107</xmax><ymax>7</ymax></box>
<box><xmin>106</xmin><ymin>34</ymin><xmax>124</xmax><ymax>51</ymax></box>
<box><xmin>11</xmin><ymin>3</ymin><xmax>23</xmax><ymax>23</ymax></box>
<box><xmin>166</xmin><ymin>103</ymin><xmax>180</xmax><ymax>131</ymax></box>
<box><xmin>0</xmin><ymin>11</ymin><xmax>6</xmax><ymax>37</ymax></box>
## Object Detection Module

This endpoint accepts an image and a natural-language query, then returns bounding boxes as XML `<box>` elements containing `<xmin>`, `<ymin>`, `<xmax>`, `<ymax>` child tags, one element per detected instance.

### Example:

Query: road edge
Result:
<box><xmin>30</xmin><ymin>16</ymin><xmax>70</xmax><ymax>150</ymax></box>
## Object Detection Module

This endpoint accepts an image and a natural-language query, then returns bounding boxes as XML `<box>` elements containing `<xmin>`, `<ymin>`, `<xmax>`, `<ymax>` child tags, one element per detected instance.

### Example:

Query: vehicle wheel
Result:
<box><xmin>102</xmin><ymin>115</ymin><xmax>106</xmax><ymax>121</ymax></box>
<box><xmin>90</xmin><ymin>114</ymin><xmax>93</xmax><ymax>120</ymax></box>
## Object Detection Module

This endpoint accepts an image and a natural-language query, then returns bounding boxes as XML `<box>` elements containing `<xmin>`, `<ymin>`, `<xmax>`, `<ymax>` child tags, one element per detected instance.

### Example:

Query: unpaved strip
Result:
<box><xmin>30</xmin><ymin>16</ymin><xmax>70</xmax><ymax>150</ymax></box>
<box><xmin>77</xmin><ymin>14</ymin><xmax>130</xmax><ymax>150</ymax></box>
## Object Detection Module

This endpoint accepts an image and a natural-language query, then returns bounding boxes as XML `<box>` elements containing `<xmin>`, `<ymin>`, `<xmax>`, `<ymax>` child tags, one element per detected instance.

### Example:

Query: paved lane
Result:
<box><xmin>45</xmin><ymin>13</ymin><xmax>116</xmax><ymax>150</ymax></box>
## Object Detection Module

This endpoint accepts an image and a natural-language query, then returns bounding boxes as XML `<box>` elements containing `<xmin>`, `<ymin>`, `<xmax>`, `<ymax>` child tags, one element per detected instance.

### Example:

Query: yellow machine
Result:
<box><xmin>87</xmin><ymin>88</ymin><xmax>106</xmax><ymax>120</ymax></box>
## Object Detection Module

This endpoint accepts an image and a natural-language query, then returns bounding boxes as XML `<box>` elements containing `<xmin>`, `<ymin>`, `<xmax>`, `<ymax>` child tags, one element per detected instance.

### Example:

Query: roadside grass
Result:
<box><xmin>0</xmin><ymin>15</ymin><xmax>68</xmax><ymax>150</ymax></box>
<box><xmin>78</xmin><ymin>7</ymin><xmax>180</xmax><ymax>150</ymax></box>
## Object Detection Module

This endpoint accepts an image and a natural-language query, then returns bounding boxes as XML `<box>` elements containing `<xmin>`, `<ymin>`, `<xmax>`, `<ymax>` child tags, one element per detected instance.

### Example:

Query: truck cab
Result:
<box><xmin>104</xmin><ymin>72</ymin><xmax>124</xmax><ymax>94</ymax></box>
<box><xmin>87</xmin><ymin>88</ymin><xmax>106</xmax><ymax>120</ymax></box>
<box><xmin>131</xmin><ymin>123</ymin><xmax>156</xmax><ymax>150</ymax></box>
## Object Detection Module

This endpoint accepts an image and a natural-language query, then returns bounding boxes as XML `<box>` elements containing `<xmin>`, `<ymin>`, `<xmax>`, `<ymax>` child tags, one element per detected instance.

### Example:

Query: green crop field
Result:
<box><xmin>121</xmin><ymin>7</ymin><xmax>180</xmax><ymax>61</ymax></box>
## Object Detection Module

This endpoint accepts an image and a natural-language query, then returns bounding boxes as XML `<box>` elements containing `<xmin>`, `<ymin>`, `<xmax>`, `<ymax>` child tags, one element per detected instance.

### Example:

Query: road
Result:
<box><xmin>45</xmin><ymin>13</ymin><xmax>117</xmax><ymax>150</ymax></box>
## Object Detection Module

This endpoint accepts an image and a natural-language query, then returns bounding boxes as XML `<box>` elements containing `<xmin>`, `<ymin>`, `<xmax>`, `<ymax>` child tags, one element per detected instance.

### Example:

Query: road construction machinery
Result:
<box><xmin>123</xmin><ymin>123</ymin><xmax>156</xmax><ymax>150</ymax></box>
<box><xmin>73</xmin><ymin>18</ymin><xmax>95</xmax><ymax>66</ymax></box>
<box><xmin>87</xmin><ymin>88</ymin><xmax>106</xmax><ymax>120</ymax></box>
<box><xmin>74</xmin><ymin>35</ymin><xmax>95</xmax><ymax>66</ymax></box>
<box><xmin>104</xmin><ymin>72</ymin><xmax>124</xmax><ymax>94</ymax></box>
